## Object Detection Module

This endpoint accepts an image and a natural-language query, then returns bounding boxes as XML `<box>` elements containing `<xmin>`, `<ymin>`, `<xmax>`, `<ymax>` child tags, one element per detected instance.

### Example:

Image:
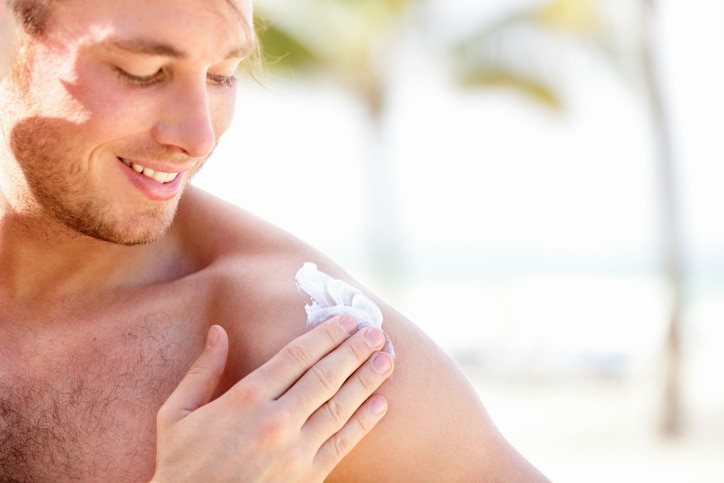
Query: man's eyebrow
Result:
<box><xmin>104</xmin><ymin>38</ymin><xmax>186</xmax><ymax>58</ymax></box>
<box><xmin>225</xmin><ymin>46</ymin><xmax>253</xmax><ymax>60</ymax></box>
<box><xmin>103</xmin><ymin>37</ymin><xmax>251</xmax><ymax>61</ymax></box>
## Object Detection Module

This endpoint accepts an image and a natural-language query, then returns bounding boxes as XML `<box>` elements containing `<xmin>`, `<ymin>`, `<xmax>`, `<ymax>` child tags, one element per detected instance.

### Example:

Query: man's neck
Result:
<box><xmin>0</xmin><ymin>211</ymin><xmax>184</xmax><ymax>305</ymax></box>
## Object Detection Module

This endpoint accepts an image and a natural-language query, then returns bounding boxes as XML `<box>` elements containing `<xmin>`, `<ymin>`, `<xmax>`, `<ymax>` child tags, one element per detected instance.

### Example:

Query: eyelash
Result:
<box><xmin>115</xmin><ymin>68</ymin><xmax>238</xmax><ymax>88</ymax></box>
<box><xmin>116</xmin><ymin>68</ymin><xmax>166</xmax><ymax>87</ymax></box>
<box><xmin>208</xmin><ymin>73</ymin><xmax>238</xmax><ymax>88</ymax></box>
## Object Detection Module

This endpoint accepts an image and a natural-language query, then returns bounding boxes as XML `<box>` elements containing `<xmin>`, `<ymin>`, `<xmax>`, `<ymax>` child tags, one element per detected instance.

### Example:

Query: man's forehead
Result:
<box><xmin>222</xmin><ymin>0</ymin><xmax>256</xmax><ymax>42</ymax></box>
<box><xmin>12</xmin><ymin>0</ymin><xmax>254</xmax><ymax>34</ymax></box>
<box><xmin>60</xmin><ymin>0</ymin><xmax>255</xmax><ymax>52</ymax></box>
<box><xmin>220</xmin><ymin>0</ymin><xmax>254</xmax><ymax>25</ymax></box>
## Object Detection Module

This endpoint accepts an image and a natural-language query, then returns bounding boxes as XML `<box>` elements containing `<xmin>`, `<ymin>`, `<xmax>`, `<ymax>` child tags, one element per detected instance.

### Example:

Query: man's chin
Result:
<box><xmin>69</xmin><ymin>217</ymin><xmax>173</xmax><ymax>247</ymax></box>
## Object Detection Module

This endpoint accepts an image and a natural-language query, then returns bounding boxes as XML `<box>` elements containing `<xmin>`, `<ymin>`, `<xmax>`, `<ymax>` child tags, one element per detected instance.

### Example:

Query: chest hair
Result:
<box><xmin>0</xmin><ymin>316</ymin><xmax>199</xmax><ymax>482</ymax></box>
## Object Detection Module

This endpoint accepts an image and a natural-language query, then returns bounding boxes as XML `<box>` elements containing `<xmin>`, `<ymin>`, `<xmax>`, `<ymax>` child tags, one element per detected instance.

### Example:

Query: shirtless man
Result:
<box><xmin>0</xmin><ymin>0</ymin><xmax>549</xmax><ymax>481</ymax></box>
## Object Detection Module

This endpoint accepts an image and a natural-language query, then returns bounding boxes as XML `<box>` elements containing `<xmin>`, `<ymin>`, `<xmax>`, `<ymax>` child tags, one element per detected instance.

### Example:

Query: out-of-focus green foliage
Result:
<box><xmin>255</xmin><ymin>0</ymin><xmax>414</xmax><ymax>72</ymax></box>
<box><xmin>254</xmin><ymin>19</ymin><xmax>323</xmax><ymax>71</ymax></box>
<box><xmin>253</xmin><ymin>0</ymin><xmax>611</xmax><ymax>114</ymax></box>
<box><xmin>457</xmin><ymin>70</ymin><xmax>562</xmax><ymax>110</ymax></box>
<box><xmin>255</xmin><ymin>0</ymin><xmax>416</xmax><ymax>115</ymax></box>
<box><xmin>534</xmin><ymin>0</ymin><xmax>601</xmax><ymax>35</ymax></box>
<box><xmin>451</xmin><ymin>0</ymin><xmax>607</xmax><ymax>111</ymax></box>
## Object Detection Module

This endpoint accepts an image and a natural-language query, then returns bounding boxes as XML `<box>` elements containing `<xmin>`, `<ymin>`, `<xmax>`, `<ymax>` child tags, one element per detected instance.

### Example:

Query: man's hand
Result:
<box><xmin>151</xmin><ymin>315</ymin><xmax>394</xmax><ymax>482</ymax></box>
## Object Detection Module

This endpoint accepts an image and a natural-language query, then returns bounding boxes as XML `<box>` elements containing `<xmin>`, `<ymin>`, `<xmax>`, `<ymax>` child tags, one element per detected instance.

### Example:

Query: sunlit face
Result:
<box><xmin>1</xmin><ymin>0</ymin><xmax>254</xmax><ymax>245</ymax></box>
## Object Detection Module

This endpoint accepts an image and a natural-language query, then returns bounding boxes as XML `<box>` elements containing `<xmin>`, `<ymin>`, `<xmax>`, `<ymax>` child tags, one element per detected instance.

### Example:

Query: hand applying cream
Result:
<box><xmin>295</xmin><ymin>262</ymin><xmax>395</xmax><ymax>358</ymax></box>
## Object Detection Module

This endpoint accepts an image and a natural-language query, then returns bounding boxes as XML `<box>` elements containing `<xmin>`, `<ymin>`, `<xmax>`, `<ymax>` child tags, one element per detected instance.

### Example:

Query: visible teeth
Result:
<box><xmin>121</xmin><ymin>158</ymin><xmax>179</xmax><ymax>184</ymax></box>
<box><xmin>152</xmin><ymin>171</ymin><xmax>168</xmax><ymax>183</ymax></box>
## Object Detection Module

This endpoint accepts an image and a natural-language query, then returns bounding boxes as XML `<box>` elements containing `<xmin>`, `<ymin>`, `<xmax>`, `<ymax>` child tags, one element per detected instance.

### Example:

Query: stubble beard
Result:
<box><xmin>10</xmin><ymin>116</ymin><xmax>195</xmax><ymax>247</ymax></box>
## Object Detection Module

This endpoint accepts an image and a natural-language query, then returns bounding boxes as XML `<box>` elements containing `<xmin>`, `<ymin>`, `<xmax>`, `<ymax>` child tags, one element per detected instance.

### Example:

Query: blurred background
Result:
<box><xmin>193</xmin><ymin>0</ymin><xmax>724</xmax><ymax>480</ymax></box>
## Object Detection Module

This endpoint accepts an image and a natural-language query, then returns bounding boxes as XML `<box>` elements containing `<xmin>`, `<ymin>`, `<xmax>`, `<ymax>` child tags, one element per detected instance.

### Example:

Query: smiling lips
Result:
<box><xmin>120</xmin><ymin>157</ymin><xmax>180</xmax><ymax>184</ymax></box>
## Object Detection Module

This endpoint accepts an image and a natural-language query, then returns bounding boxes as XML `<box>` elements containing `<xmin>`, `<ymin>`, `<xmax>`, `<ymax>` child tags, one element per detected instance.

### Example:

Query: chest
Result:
<box><xmin>0</xmin><ymin>311</ymin><xmax>204</xmax><ymax>483</ymax></box>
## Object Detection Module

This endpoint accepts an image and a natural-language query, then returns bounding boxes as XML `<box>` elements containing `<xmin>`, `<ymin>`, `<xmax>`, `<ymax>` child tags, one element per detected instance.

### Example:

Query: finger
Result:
<box><xmin>244</xmin><ymin>315</ymin><xmax>359</xmax><ymax>401</ymax></box>
<box><xmin>156</xmin><ymin>325</ymin><xmax>229</xmax><ymax>428</ymax></box>
<box><xmin>303</xmin><ymin>349</ymin><xmax>394</xmax><ymax>444</ymax></box>
<box><xmin>314</xmin><ymin>394</ymin><xmax>389</xmax><ymax>474</ymax></box>
<box><xmin>280</xmin><ymin>327</ymin><xmax>387</xmax><ymax>420</ymax></box>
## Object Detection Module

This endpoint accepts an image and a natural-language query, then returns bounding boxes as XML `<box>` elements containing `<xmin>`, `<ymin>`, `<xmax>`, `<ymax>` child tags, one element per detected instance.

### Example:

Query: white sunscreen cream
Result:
<box><xmin>295</xmin><ymin>262</ymin><xmax>395</xmax><ymax>357</ymax></box>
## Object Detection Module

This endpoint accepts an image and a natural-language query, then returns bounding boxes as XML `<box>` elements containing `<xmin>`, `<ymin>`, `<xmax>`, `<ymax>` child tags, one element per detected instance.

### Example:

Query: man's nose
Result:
<box><xmin>151</xmin><ymin>79</ymin><xmax>216</xmax><ymax>159</ymax></box>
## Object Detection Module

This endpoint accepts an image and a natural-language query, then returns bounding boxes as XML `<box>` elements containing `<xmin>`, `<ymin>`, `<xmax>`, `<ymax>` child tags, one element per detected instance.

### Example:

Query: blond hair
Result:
<box><xmin>1</xmin><ymin>0</ymin><xmax>262</xmax><ymax>80</ymax></box>
<box><xmin>6</xmin><ymin>0</ymin><xmax>56</xmax><ymax>36</ymax></box>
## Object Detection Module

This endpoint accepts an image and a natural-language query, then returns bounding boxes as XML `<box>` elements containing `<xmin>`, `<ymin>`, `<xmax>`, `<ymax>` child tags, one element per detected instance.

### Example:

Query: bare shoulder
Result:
<box><xmin>174</xmin><ymin>187</ymin><xmax>330</xmax><ymax>376</ymax></box>
<box><xmin>175</xmin><ymin>187</ymin><xmax>306</xmax><ymax>260</ymax></box>
<box><xmin>176</xmin><ymin>187</ymin><xmax>548</xmax><ymax>481</ymax></box>
<box><xmin>328</xmin><ymin>302</ymin><xmax>549</xmax><ymax>482</ymax></box>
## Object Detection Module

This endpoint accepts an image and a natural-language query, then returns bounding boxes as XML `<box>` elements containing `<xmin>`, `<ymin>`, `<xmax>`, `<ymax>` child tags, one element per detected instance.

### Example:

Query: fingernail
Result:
<box><xmin>339</xmin><ymin>316</ymin><xmax>358</xmax><ymax>334</ymax></box>
<box><xmin>207</xmin><ymin>325</ymin><xmax>220</xmax><ymax>348</ymax></box>
<box><xmin>370</xmin><ymin>396</ymin><xmax>388</xmax><ymax>416</ymax></box>
<box><xmin>371</xmin><ymin>352</ymin><xmax>393</xmax><ymax>374</ymax></box>
<box><xmin>364</xmin><ymin>328</ymin><xmax>385</xmax><ymax>348</ymax></box>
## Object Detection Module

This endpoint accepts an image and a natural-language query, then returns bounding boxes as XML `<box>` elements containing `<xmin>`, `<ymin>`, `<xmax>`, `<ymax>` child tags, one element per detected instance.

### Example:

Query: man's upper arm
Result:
<box><xmin>202</xmin><ymin>220</ymin><xmax>548</xmax><ymax>481</ymax></box>
<box><xmin>328</xmin><ymin>308</ymin><xmax>549</xmax><ymax>482</ymax></box>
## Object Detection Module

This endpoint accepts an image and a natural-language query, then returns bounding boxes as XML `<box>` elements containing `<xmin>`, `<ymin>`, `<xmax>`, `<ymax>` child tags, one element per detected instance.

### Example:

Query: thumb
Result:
<box><xmin>157</xmin><ymin>325</ymin><xmax>229</xmax><ymax>428</ymax></box>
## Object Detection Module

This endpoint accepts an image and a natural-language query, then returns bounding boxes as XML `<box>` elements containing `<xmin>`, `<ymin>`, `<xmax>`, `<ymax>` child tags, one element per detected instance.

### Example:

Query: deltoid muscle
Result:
<box><xmin>295</xmin><ymin>262</ymin><xmax>395</xmax><ymax>358</ymax></box>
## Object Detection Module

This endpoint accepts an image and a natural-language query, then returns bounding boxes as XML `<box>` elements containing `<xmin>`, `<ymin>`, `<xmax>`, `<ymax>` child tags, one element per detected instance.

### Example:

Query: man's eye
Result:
<box><xmin>115</xmin><ymin>67</ymin><xmax>166</xmax><ymax>87</ymax></box>
<box><xmin>208</xmin><ymin>72</ymin><xmax>238</xmax><ymax>88</ymax></box>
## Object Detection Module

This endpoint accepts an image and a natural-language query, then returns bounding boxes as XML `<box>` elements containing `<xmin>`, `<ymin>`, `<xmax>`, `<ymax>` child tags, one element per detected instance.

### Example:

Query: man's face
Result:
<box><xmin>2</xmin><ymin>0</ymin><xmax>253</xmax><ymax>245</ymax></box>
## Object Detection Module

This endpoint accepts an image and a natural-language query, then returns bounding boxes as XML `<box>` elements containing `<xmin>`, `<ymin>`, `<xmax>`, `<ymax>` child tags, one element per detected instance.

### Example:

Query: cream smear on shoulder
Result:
<box><xmin>295</xmin><ymin>262</ymin><xmax>395</xmax><ymax>358</ymax></box>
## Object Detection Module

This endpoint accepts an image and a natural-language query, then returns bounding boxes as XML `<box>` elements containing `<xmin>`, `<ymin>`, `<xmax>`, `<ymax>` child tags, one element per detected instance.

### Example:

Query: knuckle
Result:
<box><xmin>355</xmin><ymin>367</ymin><xmax>381</xmax><ymax>394</ymax></box>
<box><xmin>347</xmin><ymin>335</ymin><xmax>370</xmax><ymax>362</ymax></box>
<box><xmin>310</xmin><ymin>364</ymin><xmax>339</xmax><ymax>394</ymax></box>
<box><xmin>358</xmin><ymin>375</ymin><xmax>378</xmax><ymax>395</ymax></box>
<box><xmin>231</xmin><ymin>375</ymin><xmax>265</xmax><ymax>407</ymax></box>
<box><xmin>319</xmin><ymin>319</ymin><xmax>342</xmax><ymax>342</ymax></box>
<box><xmin>353</xmin><ymin>409</ymin><xmax>376</xmax><ymax>434</ymax></box>
<box><xmin>322</xmin><ymin>397</ymin><xmax>347</xmax><ymax>428</ymax></box>
<box><xmin>257</xmin><ymin>406</ymin><xmax>294</xmax><ymax>445</ymax></box>
<box><xmin>283</xmin><ymin>341</ymin><xmax>315</xmax><ymax>368</ymax></box>
<box><xmin>330</xmin><ymin>431</ymin><xmax>353</xmax><ymax>462</ymax></box>
<box><xmin>315</xmin><ymin>424</ymin><xmax>366</xmax><ymax>476</ymax></box>
<box><xmin>309</xmin><ymin>319</ymin><xmax>344</xmax><ymax>352</ymax></box>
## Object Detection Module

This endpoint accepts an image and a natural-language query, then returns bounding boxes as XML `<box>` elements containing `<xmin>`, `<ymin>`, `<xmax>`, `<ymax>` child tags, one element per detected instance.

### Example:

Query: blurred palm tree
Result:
<box><xmin>254</xmin><ymin>0</ymin><xmax>683</xmax><ymax>436</ymax></box>
<box><xmin>253</xmin><ymin>0</ymin><xmax>571</xmax><ymax>287</ymax></box>
<box><xmin>254</xmin><ymin>0</ymin><xmax>422</xmax><ymax>290</ymax></box>
<box><xmin>256</xmin><ymin>0</ymin><xmax>417</xmax><ymax>115</ymax></box>
<box><xmin>445</xmin><ymin>0</ymin><xmax>685</xmax><ymax>438</ymax></box>
<box><xmin>447</xmin><ymin>0</ymin><xmax>596</xmax><ymax>109</ymax></box>
<box><xmin>638</xmin><ymin>0</ymin><xmax>684</xmax><ymax>438</ymax></box>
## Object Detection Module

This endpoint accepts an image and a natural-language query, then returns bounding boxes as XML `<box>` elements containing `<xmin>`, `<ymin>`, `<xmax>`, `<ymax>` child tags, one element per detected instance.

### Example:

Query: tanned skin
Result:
<box><xmin>0</xmin><ymin>0</ymin><xmax>550</xmax><ymax>481</ymax></box>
